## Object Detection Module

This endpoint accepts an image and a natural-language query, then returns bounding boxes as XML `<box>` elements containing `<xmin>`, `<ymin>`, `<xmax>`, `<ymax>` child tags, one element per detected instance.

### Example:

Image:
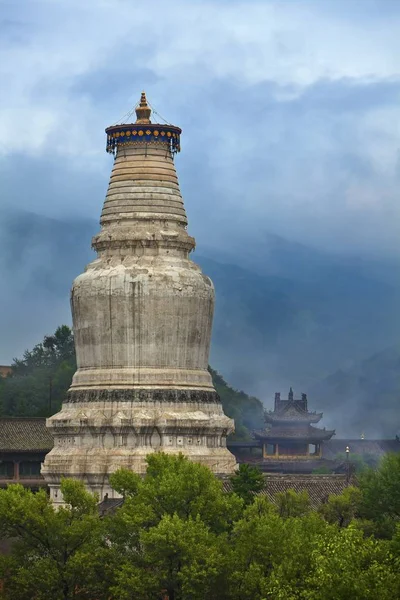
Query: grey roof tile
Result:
<box><xmin>0</xmin><ymin>418</ymin><xmax>53</xmax><ymax>452</ymax></box>
<box><xmin>223</xmin><ymin>474</ymin><xmax>352</xmax><ymax>508</ymax></box>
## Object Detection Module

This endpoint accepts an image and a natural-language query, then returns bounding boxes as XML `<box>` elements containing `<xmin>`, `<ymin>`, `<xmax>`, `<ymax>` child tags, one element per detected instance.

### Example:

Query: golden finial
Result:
<box><xmin>135</xmin><ymin>91</ymin><xmax>151</xmax><ymax>124</ymax></box>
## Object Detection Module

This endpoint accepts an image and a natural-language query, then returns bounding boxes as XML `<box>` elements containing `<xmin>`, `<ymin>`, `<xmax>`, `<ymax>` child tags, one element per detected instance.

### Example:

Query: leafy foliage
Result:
<box><xmin>358</xmin><ymin>452</ymin><xmax>400</xmax><ymax>533</ymax></box>
<box><xmin>318</xmin><ymin>486</ymin><xmax>361</xmax><ymax>527</ymax></box>
<box><xmin>230</xmin><ymin>463</ymin><xmax>265</xmax><ymax>505</ymax></box>
<box><xmin>0</xmin><ymin>480</ymin><xmax>107</xmax><ymax>600</ymax></box>
<box><xmin>274</xmin><ymin>489</ymin><xmax>311</xmax><ymax>519</ymax></box>
<box><xmin>0</xmin><ymin>326</ymin><xmax>75</xmax><ymax>417</ymax></box>
<box><xmin>1</xmin><ymin>452</ymin><xmax>400</xmax><ymax>599</ymax></box>
<box><xmin>209</xmin><ymin>367</ymin><xmax>263</xmax><ymax>439</ymax></box>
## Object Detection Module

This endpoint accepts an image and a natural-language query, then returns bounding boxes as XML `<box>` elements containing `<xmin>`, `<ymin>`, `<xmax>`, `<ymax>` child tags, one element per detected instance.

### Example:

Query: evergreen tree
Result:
<box><xmin>0</xmin><ymin>325</ymin><xmax>76</xmax><ymax>417</ymax></box>
<box><xmin>229</xmin><ymin>463</ymin><xmax>264</xmax><ymax>505</ymax></box>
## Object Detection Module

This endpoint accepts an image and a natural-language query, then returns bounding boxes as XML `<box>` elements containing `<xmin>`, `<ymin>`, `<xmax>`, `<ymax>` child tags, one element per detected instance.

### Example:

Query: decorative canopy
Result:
<box><xmin>105</xmin><ymin>91</ymin><xmax>181</xmax><ymax>156</ymax></box>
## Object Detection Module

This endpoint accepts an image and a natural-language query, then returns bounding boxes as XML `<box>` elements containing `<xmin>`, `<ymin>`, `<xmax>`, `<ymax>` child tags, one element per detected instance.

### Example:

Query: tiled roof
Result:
<box><xmin>0</xmin><ymin>418</ymin><xmax>53</xmax><ymax>452</ymax></box>
<box><xmin>254</xmin><ymin>425</ymin><xmax>335</xmax><ymax>442</ymax></box>
<box><xmin>223</xmin><ymin>474</ymin><xmax>351</xmax><ymax>509</ymax></box>
<box><xmin>236</xmin><ymin>457</ymin><xmax>335</xmax><ymax>474</ymax></box>
<box><xmin>265</xmin><ymin>412</ymin><xmax>323</xmax><ymax>424</ymax></box>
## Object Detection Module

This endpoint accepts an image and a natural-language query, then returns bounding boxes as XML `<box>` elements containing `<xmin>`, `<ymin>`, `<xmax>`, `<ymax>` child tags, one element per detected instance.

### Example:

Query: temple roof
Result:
<box><xmin>254</xmin><ymin>424</ymin><xmax>335</xmax><ymax>442</ymax></box>
<box><xmin>0</xmin><ymin>418</ymin><xmax>53</xmax><ymax>452</ymax></box>
<box><xmin>265</xmin><ymin>389</ymin><xmax>324</xmax><ymax>424</ymax></box>
<box><xmin>265</xmin><ymin>410</ymin><xmax>323</xmax><ymax>424</ymax></box>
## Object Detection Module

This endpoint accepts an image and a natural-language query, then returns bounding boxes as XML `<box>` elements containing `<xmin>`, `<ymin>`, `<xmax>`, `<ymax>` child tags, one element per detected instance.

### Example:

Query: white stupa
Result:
<box><xmin>42</xmin><ymin>93</ymin><xmax>236</xmax><ymax>505</ymax></box>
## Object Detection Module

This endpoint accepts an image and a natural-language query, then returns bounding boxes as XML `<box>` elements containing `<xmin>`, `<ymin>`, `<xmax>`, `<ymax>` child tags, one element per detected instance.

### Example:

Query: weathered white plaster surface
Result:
<box><xmin>42</xmin><ymin>100</ymin><xmax>236</xmax><ymax>505</ymax></box>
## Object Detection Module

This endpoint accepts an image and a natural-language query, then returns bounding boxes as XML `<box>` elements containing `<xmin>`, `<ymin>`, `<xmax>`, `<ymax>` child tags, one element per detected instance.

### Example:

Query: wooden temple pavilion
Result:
<box><xmin>254</xmin><ymin>388</ymin><xmax>335</xmax><ymax>461</ymax></box>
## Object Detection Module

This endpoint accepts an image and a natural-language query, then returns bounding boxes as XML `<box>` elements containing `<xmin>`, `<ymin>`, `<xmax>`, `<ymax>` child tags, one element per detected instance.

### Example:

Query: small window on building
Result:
<box><xmin>19</xmin><ymin>461</ymin><xmax>41</xmax><ymax>478</ymax></box>
<box><xmin>0</xmin><ymin>461</ymin><xmax>14</xmax><ymax>478</ymax></box>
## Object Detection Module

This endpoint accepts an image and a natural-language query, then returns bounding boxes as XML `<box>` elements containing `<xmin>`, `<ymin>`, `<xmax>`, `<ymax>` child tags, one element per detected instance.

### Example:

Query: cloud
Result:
<box><xmin>1</xmin><ymin>3</ymin><xmax>400</xmax><ymax>274</ymax></box>
<box><xmin>2</xmin><ymin>0</ymin><xmax>400</xmax><ymax>402</ymax></box>
<box><xmin>1</xmin><ymin>0</ymin><xmax>400</xmax><ymax>260</ymax></box>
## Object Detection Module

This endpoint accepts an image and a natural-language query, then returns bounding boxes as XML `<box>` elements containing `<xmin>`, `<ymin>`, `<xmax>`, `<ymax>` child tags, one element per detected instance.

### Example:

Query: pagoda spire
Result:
<box><xmin>135</xmin><ymin>91</ymin><xmax>151</xmax><ymax>124</ymax></box>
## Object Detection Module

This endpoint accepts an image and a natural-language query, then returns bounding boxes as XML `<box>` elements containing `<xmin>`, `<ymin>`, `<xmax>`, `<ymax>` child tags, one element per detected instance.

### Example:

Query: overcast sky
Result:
<box><xmin>2</xmin><ymin>0</ymin><xmax>400</xmax><ymax>365</ymax></box>
<box><xmin>1</xmin><ymin>0</ymin><xmax>400</xmax><ymax>258</ymax></box>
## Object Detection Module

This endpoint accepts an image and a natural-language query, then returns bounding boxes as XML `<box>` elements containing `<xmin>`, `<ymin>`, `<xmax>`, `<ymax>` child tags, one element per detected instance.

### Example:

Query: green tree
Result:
<box><xmin>112</xmin><ymin>514</ymin><xmax>228</xmax><ymax>600</ymax></box>
<box><xmin>109</xmin><ymin>453</ymin><xmax>243</xmax><ymax>539</ymax></box>
<box><xmin>274</xmin><ymin>489</ymin><xmax>310</xmax><ymax>518</ymax></box>
<box><xmin>230</xmin><ymin>463</ymin><xmax>264</xmax><ymax>505</ymax></box>
<box><xmin>12</xmin><ymin>325</ymin><xmax>75</xmax><ymax>375</ymax></box>
<box><xmin>318</xmin><ymin>486</ymin><xmax>361</xmax><ymax>527</ymax></box>
<box><xmin>358</xmin><ymin>452</ymin><xmax>400</xmax><ymax>537</ymax></box>
<box><xmin>0</xmin><ymin>325</ymin><xmax>76</xmax><ymax>417</ymax></box>
<box><xmin>0</xmin><ymin>453</ymin><xmax>399</xmax><ymax>599</ymax></box>
<box><xmin>109</xmin><ymin>468</ymin><xmax>141</xmax><ymax>498</ymax></box>
<box><xmin>303</xmin><ymin>525</ymin><xmax>400</xmax><ymax>600</ymax></box>
<box><xmin>0</xmin><ymin>480</ymin><xmax>108</xmax><ymax>600</ymax></box>
<box><xmin>228</xmin><ymin>500</ymin><xmax>327</xmax><ymax>600</ymax></box>
<box><xmin>360</xmin><ymin>453</ymin><xmax>400</xmax><ymax>520</ymax></box>
<box><xmin>107</xmin><ymin>454</ymin><xmax>243</xmax><ymax>600</ymax></box>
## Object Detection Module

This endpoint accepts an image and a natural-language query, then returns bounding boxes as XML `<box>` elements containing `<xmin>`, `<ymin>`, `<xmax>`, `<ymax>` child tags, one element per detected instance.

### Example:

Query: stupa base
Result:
<box><xmin>42</xmin><ymin>389</ymin><xmax>237</xmax><ymax>506</ymax></box>
<box><xmin>42</xmin><ymin>446</ymin><xmax>237</xmax><ymax>506</ymax></box>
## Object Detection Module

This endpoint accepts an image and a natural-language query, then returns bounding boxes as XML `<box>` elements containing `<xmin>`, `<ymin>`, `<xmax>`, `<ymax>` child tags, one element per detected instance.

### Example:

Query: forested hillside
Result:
<box><xmin>0</xmin><ymin>326</ymin><xmax>76</xmax><ymax>418</ymax></box>
<box><xmin>209</xmin><ymin>368</ymin><xmax>263</xmax><ymax>439</ymax></box>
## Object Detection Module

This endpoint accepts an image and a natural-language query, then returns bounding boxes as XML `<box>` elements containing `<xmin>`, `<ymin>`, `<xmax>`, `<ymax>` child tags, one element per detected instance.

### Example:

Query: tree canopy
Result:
<box><xmin>0</xmin><ymin>452</ymin><xmax>400</xmax><ymax>599</ymax></box>
<box><xmin>0</xmin><ymin>326</ymin><xmax>75</xmax><ymax>417</ymax></box>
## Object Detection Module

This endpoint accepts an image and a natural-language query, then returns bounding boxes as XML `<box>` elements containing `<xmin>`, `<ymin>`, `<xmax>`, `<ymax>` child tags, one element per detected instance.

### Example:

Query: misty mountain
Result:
<box><xmin>1</xmin><ymin>207</ymin><xmax>400</xmax><ymax>436</ymax></box>
<box><xmin>199</xmin><ymin>255</ymin><xmax>400</xmax><ymax>403</ymax></box>
<box><xmin>310</xmin><ymin>345</ymin><xmax>400</xmax><ymax>439</ymax></box>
